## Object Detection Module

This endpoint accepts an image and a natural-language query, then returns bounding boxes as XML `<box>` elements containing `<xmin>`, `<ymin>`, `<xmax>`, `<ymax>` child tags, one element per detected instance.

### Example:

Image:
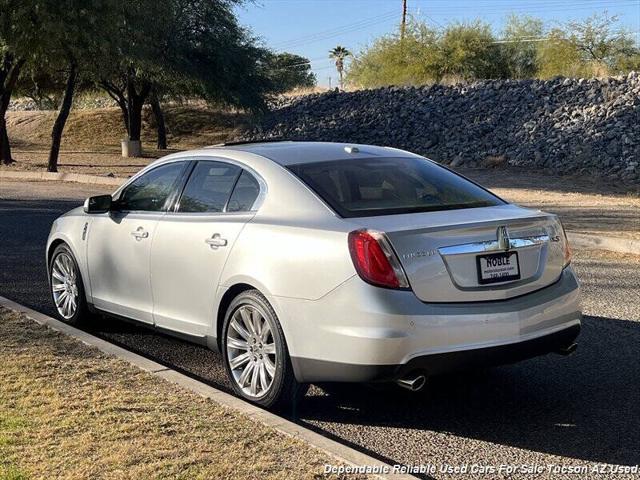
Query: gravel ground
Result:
<box><xmin>459</xmin><ymin>168</ymin><xmax>640</xmax><ymax>240</ymax></box>
<box><xmin>1</xmin><ymin>179</ymin><xmax>638</xmax><ymax>479</ymax></box>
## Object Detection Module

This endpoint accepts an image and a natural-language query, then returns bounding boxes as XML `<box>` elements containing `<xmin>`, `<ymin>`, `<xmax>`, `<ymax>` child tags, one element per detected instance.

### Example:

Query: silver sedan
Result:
<box><xmin>46</xmin><ymin>142</ymin><xmax>581</xmax><ymax>409</ymax></box>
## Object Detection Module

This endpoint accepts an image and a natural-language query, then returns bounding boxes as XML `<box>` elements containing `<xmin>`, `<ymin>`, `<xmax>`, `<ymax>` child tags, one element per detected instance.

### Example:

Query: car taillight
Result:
<box><xmin>348</xmin><ymin>229</ymin><xmax>410</xmax><ymax>289</ymax></box>
<box><xmin>560</xmin><ymin>222</ymin><xmax>572</xmax><ymax>267</ymax></box>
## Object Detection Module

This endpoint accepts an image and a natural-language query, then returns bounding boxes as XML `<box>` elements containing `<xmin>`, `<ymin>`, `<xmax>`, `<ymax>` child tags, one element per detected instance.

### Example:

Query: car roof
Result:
<box><xmin>203</xmin><ymin>141</ymin><xmax>419</xmax><ymax>166</ymax></box>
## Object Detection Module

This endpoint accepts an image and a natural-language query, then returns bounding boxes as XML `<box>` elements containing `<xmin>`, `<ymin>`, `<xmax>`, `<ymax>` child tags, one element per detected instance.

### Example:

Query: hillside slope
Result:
<box><xmin>242</xmin><ymin>74</ymin><xmax>640</xmax><ymax>183</ymax></box>
<box><xmin>4</xmin><ymin>106</ymin><xmax>249</xmax><ymax>175</ymax></box>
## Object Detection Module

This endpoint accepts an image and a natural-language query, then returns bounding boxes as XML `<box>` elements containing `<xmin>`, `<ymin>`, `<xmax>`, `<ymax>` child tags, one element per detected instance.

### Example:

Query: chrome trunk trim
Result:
<box><xmin>438</xmin><ymin>235</ymin><xmax>549</xmax><ymax>256</ymax></box>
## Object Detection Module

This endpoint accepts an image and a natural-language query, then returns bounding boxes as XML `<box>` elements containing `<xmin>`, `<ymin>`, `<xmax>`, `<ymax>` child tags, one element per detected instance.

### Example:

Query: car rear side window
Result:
<box><xmin>178</xmin><ymin>161</ymin><xmax>241</xmax><ymax>213</ymax></box>
<box><xmin>287</xmin><ymin>157</ymin><xmax>504</xmax><ymax>218</ymax></box>
<box><xmin>227</xmin><ymin>170</ymin><xmax>260</xmax><ymax>212</ymax></box>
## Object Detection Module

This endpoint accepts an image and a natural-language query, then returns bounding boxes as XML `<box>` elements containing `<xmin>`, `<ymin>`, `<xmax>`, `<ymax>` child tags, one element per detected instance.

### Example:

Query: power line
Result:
<box><xmin>261</xmin><ymin>0</ymin><xmax>637</xmax><ymax>7</ymax></box>
<box><xmin>261</xmin><ymin>0</ymin><xmax>639</xmax><ymax>71</ymax></box>
<box><xmin>382</xmin><ymin>0</ymin><xmax>634</xmax><ymax>6</ymax></box>
<box><xmin>272</xmin><ymin>9</ymin><xmax>398</xmax><ymax>49</ymax></box>
<box><xmin>267</xmin><ymin>0</ymin><xmax>638</xmax><ymax>52</ymax></box>
<box><xmin>410</xmin><ymin>0</ymin><xmax>638</xmax><ymax>14</ymax></box>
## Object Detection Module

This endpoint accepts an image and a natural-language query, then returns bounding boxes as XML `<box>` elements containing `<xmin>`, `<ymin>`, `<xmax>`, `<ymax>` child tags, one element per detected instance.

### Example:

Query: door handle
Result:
<box><xmin>205</xmin><ymin>233</ymin><xmax>228</xmax><ymax>249</ymax></box>
<box><xmin>131</xmin><ymin>227</ymin><xmax>149</xmax><ymax>241</ymax></box>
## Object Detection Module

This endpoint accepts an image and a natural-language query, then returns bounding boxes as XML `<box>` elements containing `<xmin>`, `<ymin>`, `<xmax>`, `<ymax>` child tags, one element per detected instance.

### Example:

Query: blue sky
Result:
<box><xmin>236</xmin><ymin>0</ymin><xmax>640</xmax><ymax>86</ymax></box>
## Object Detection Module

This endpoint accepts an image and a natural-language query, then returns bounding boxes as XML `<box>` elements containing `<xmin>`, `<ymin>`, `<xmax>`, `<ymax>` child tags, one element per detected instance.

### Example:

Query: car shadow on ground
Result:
<box><xmin>299</xmin><ymin>314</ymin><xmax>640</xmax><ymax>468</ymax></box>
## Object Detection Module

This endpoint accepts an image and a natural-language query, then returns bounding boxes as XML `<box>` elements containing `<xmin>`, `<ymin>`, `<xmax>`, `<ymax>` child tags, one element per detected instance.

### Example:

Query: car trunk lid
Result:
<box><xmin>348</xmin><ymin>204</ymin><xmax>566</xmax><ymax>302</ymax></box>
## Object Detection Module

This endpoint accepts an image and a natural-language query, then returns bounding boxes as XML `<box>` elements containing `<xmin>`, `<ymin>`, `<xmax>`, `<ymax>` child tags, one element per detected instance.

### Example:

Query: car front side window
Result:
<box><xmin>118</xmin><ymin>162</ymin><xmax>186</xmax><ymax>212</ymax></box>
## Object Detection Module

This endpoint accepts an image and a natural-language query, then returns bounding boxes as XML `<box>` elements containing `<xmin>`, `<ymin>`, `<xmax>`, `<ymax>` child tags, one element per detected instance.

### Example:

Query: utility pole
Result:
<box><xmin>328</xmin><ymin>76</ymin><xmax>332</xmax><ymax>90</ymax></box>
<box><xmin>400</xmin><ymin>0</ymin><xmax>407</xmax><ymax>40</ymax></box>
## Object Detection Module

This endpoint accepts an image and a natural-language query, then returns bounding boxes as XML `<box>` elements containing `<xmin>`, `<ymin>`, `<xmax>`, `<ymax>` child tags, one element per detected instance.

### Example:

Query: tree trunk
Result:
<box><xmin>150</xmin><ymin>90</ymin><xmax>167</xmax><ymax>149</ymax></box>
<box><xmin>0</xmin><ymin>118</ymin><xmax>11</xmax><ymax>165</ymax></box>
<box><xmin>119</xmin><ymin>103</ymin><xmax>130</xmax><ymax>135</ymax></box>
<box><xmin>128</xmin><ymin>97</ymin><xmax>144</xmax><ymax>142</ymax></box>
<box><xmin>0</xmin><ymin>57</ymin><xmax>25</xmax><ymax>165</ymax></box>
<box><xmin>125</xmin><ymin>71</ymin><xmax>151</xmax><ymax>144</ymax></box>
<box><xmin>99</xmin><ymin>81</ymin><xmax>129</xmax><ymax>135</ymax></box>
<box><xmin>48</xmin><ymin>62</ymin><xmax>78</xmax><ymax>172</ymax></box>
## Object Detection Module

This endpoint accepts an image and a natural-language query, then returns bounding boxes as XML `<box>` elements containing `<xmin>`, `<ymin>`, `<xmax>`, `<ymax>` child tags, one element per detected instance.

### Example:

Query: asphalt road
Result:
<box><xmin>1</xmin><ymin>180</ymin><xmax>639</xmax><ymax>479</ymax></box>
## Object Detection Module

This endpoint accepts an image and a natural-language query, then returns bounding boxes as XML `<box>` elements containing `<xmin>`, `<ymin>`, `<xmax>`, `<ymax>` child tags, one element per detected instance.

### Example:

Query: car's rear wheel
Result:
<box><xmin>222</xmin><ymin>289</ymin><xmax>305</xmax><ymax>410</ymax></box>
<box><xmin>49</xmin><ymin>243</ymin><xmax>88</xmax><ymax>325</ymax></box>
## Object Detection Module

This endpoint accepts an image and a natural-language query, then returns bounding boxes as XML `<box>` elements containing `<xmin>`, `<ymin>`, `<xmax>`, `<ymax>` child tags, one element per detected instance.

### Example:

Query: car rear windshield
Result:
<box><xmin>287</xmin><ymin>157</ymin><xmax>504</xmax><ymax>218</ymax></box>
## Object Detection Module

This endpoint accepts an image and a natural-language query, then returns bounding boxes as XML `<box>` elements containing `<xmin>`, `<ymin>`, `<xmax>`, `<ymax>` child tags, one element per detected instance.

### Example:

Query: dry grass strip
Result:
<box><xmin>0</xmin><ymin>308</ymin><xmax>366</xmax><ymax>480</ymax></box>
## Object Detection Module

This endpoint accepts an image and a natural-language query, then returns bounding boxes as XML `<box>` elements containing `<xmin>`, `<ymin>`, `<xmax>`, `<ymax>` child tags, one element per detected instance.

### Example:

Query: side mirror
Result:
<box><xmin>83</xmin><ymin>195</ymin><xmax>112</xmax><ymax>214</ymax></box>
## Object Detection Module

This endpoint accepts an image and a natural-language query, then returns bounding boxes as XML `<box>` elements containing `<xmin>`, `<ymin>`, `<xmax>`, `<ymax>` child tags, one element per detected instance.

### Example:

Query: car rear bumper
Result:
<box><xmin>276</xmin><ymin>266</ymin><xmax>581</xmax><ymax>383</ymax></box>
<box><xmin>291</xmin><ymin>323</ymin><xmax>580</xmax><ymax>382</ymax></box>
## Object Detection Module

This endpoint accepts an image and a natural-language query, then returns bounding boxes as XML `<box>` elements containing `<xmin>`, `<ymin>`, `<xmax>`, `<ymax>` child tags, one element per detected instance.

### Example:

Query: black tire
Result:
<box><xmin>49</xmin><ymin>243</ymin><xmax>88</xmax><ymax>325</ymax></box>
<box><xmin>222</xmin><ymin>289</ymin><xmax>306</xmax><ymax>410</ymax></box>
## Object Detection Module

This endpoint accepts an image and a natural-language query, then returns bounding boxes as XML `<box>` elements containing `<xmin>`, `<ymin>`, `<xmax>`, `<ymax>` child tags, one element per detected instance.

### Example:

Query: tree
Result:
<box><xmin>265</xmin><ymin>52</ymin><xmax>316</xmax><ymax>94</ymax></box>
<box><xmin>348</xmin><ymin>12</ymin><xmax>640</xmax><ymax>86</ymax></box>
<box><xmin>347</xmin><ymin>21</ymin><xmax>440</xmax><ymax>88</ymax></box>
<box><xmin>32</xmin><ymin>0</ymin><xmax>121</xmax><ymax>172</ymax></box>
<box><xmin>436</xmin><ymin>21</ymin><xmax>507</xmax><ymax>81</ymax></box>
<box><xmin>347</xmin><ymin>19</ymin><xmax>506</xmax><ymax>87</ymax></box>
<box><xmin>568</xmin><ymin>13</ymin><xmax>636</xmax><ymax>67</ymax></box>
<box><xmin>99</xmin><ymin>0</ymin><xmax>272</xmax><ymax>155</ymax></box>
<box><xmin>15</xmin><ymin>70</ymin><xmax>63</xmax><ymax>110</ymax></box>
<box><xmin>0</xmin><ymin>49</ymin><xmax>24</xmax><ymax>164</ymax></box>
<box><xmin>536</xmin><ymin>29</ymin><xmax>587</xmax><ymax>79</ymax></box>
<box><xmin>0</xmin><ymin>1</ymin><xmax>38</xmax><ymax>165</ymax></box>
<box><xmin>96</xmin><ymin>0</ymin><xmax>162</xmax><ymax>150</ymax></box>
<box><xmin>538</xmin><ymin>13</ymin><xmax>640</xmax><ymax>78</ymax></box>
<box><xmin>501</xmin><ymin>14</ymin><xmax>544</xmax><ymax>79</ymax></box>
<box><xmin>329</xmin><ymin>46</ymin><xmax>351</xmax><ymax>90</ymax></box>
<box><xmin>149</xmin><ymin>87</ymin><xmax>167</xmax><ymax>150</ymax></box>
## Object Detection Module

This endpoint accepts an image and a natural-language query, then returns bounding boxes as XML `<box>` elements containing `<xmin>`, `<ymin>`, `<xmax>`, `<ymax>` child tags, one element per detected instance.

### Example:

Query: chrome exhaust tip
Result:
<box><xmin>396</xmin><ymin>374</ymin><xmax>427</xmax><ymax>392</ymax></box>
<box><xmin>556</xmin><ymin>343</ymin><xmax>578</xmax><ymax>356</ymax></box>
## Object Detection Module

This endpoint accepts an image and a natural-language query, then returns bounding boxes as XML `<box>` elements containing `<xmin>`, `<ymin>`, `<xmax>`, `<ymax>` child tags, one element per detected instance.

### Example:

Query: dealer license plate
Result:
<box><xmin>476</xmin><ymin>252</ymin><xmax>520</xmax><ymax>284</ymax></box>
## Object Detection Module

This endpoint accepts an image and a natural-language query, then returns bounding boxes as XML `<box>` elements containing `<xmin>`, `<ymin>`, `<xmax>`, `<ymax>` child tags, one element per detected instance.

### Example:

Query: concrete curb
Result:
<box><xmin>567</xmin><ymin>232</ymin><xmax>640</xmax><ymax>256</ymax></box>
<box><xmin>0</xmin><ymin>295</ymin><xmax>417</xmax><ymax>480</ymax></box>
<box><xmin>0</xmin><ymin>170</ymin><xmax>125</xmax><ymax>186</ymax></box>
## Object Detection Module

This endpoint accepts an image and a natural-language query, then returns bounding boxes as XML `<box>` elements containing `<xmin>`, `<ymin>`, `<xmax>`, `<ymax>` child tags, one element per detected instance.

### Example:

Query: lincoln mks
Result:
<box><xmin>47</xmin><ymin>142</ymin><xmax>581</xmax><ymax>409</ymax></box>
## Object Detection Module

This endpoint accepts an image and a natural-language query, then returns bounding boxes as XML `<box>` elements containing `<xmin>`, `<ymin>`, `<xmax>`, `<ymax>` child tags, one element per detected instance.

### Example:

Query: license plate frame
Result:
<box><xmin>476</xmin><ymin>251</ymin><xmax>521</xmax><ymax>285</ymax></box>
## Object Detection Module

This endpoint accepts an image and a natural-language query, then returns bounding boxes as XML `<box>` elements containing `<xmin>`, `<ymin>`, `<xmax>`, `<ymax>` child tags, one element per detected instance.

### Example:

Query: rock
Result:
<box><xmin>239</xmin><ymin>76</ymin><xmax>637</xmax><ymax>181</ymax></box>
<box><xmin>482</xmin><ymin>155</ymin><xmax>507</xmax><ymax>168</ymax></box>
<box><xmin>449</xmin><ymin>155</ymin><xmax>465</xmax><ymax>168</ymax></box>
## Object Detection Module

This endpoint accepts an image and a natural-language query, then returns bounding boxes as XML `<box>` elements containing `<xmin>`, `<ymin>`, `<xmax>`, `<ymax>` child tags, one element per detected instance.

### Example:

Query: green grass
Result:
<box><xmin>0</xmin><ymin>465</ymin><xmax>29</xmax><ymax>480</ymax></box>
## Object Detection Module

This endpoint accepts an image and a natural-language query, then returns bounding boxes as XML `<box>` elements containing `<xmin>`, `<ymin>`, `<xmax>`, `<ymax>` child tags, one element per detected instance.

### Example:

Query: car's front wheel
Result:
<box><xmin>49</xmin><ymin>243</ymin><xmax>88</xmax><ymax>325</ymax></box>
<box><xmin>222</xmin><ymin>289</ymin><xmax>304</xmax><ymax>410</ymax></box>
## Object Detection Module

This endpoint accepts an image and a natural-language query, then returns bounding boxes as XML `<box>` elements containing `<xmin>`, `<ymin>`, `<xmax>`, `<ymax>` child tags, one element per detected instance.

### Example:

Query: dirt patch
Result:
<box><xmin>0</xmin><ymin>308</ymin><xmax>365</xmax><ymax>479</ymax></box>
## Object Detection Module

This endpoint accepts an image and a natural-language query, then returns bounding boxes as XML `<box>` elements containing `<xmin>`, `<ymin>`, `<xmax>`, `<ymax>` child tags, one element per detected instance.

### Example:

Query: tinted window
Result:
<box><xmin>287</xmin><ymin>157</ymin><xmax>503</xmax><ymax>218</ymax></box>
<box><xmin>118</xmin><ymin>162</ymin><xmax>185</xmax><ymax>212</ymax></box>
<box><xmin>227</xmin><ymin>171</ymin><xmax>260</xmax><ymax>212</ymax></box>
<box><xmin>178</xmin><ymin>161</ymin><xmax>241</xmax><ymax>213</ymax></box>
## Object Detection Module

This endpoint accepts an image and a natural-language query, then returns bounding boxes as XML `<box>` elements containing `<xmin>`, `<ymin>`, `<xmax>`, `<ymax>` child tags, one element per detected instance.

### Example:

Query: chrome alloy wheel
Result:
<box><xmin>226</xmin><ymin>305</ymin><xmax>277</xmax><ymax>398</ymax></box>
<box><xmin>51</xmin><ymin>252</ymin><xmax>79</xmax><ymax>320</ymax></box>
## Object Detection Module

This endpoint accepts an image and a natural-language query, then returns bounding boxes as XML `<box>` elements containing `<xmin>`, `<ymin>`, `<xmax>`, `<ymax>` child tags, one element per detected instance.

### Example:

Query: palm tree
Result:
<box><xmin>329</xmin><ymin>46</ymin><xmax>351</xmax><ymax>90</ymax></box>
